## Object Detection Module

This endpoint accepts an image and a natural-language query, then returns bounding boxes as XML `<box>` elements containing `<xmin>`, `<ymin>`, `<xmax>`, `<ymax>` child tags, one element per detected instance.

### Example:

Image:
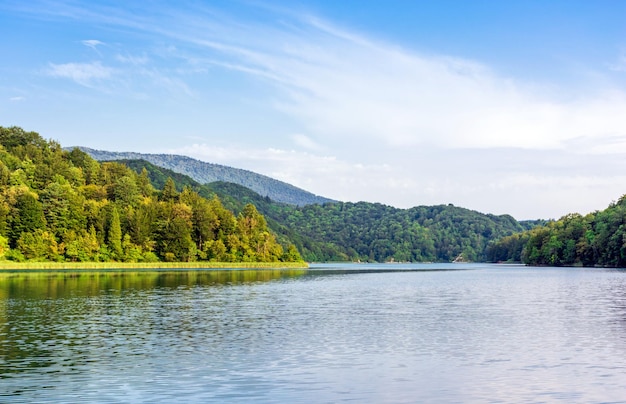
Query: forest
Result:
<box><xmin>0</xmin><ymin>126</ymin><xmax>303</xmax><ymax>263</ymax></box>
<box><xmin>0</xmin><ymin>125</ymin><xmax>561</xmax><ymax>265</ymax></box>
<box><xmin>122</xmin><ymin>160</ymin><xmax>533</xmax><ymax>263</ymax></box>
<box><xmin>487</xmin><ymin>196</ymin><xmax>626</xmax><ymax>267</ymax></box>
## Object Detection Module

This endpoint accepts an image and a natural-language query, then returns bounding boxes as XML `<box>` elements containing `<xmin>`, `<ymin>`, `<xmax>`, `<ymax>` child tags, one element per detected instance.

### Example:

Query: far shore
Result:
<box><xmin>0</xmin><ymin>261</ymin><xmax>309</xmax><ymax>270</ymax></box>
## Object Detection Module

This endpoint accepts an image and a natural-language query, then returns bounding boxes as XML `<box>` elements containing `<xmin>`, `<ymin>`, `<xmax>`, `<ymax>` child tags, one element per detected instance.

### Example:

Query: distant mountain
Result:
<box><xmin>73</xmin><ymin>147</ymin><xmax>334</xmax><ymax>206</ymax></box>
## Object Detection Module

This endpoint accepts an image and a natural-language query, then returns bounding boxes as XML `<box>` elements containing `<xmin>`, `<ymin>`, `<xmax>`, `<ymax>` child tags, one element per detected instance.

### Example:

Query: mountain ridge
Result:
<box><xmin>72</xmin><ymin>147</ymin><xmax>335</xmax><ymax>206</ymax></box>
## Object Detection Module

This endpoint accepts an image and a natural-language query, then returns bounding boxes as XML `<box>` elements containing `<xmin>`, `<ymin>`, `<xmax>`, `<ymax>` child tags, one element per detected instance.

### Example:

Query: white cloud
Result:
<box><xmin>133</xmin><ymin>8</ymin><xmax>626</xmax><ymax>218</ymax></box>
<box><xmin>237</xmin><ymin>25</ymin><xmax>626</xmax><ymax>153</ymax></box>
<box><xmin>18</xmin><ymin>2</ymin><xmax>626</xmax><ymax>218</ymax></box>
<box><xmin>46</xmin><ymin>61</ymin><xmax>114</xmax><ymax>87</ymax></box>
<box><xmin>124</xmin><ymin>8</ymin><xmax>626</xmax><ymax>157</ymax></box>
<box><xmin>9</xmin><ymin>96</ymin><xmax>25</xmax><ymax>102</ymax></box>
<box><xmin>81</xmin><ymin>39</ymin><xmax>104</xmax><ymax>49</ymax></box>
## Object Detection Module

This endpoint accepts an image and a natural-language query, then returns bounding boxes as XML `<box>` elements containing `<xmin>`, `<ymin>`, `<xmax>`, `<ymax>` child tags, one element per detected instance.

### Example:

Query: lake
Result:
<box><xmin>1</xmin><ymin>263</ymin><xmax>626</xmax><ymax>403</ymax></box>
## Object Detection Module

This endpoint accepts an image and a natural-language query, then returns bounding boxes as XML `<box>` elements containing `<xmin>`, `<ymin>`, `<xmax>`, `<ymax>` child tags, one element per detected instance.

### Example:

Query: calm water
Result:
<box><xmin>1</xmin><ymin>263</ymin><xmax>626</xmax><ymax>403</ymax></box>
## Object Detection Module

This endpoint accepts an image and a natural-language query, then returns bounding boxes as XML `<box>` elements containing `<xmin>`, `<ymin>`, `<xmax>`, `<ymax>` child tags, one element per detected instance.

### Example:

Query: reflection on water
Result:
<box><xmin>1</xmin><ymin>264</ymin><xmax>626</xmax><ymax>403</ymax></box>
<box><xmin>0</xmin><ymin>269</ymin><xmax>307</xmax><ymax>299</ymax></box>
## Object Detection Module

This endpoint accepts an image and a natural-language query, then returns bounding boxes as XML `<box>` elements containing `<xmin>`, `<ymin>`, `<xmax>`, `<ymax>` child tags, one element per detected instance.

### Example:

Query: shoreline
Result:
<box><xmin>0</xmin><ymin>261</ymin><xmax>309</xmax><ymax>270</ymax></box>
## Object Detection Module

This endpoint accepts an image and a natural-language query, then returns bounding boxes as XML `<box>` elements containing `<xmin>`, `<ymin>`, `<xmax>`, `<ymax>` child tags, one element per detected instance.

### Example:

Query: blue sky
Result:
<box><xmin>2</xmin><ymin>0</ymin><xmax>626</xmax><ymax>219</ymax></box>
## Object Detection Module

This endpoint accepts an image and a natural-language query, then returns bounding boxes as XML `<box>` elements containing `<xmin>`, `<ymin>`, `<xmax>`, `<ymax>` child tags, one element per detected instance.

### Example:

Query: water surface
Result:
<box><xmin>1</xmin><ymin>263</ymin><xmax>626</xmax><ymax>403</ymax></box>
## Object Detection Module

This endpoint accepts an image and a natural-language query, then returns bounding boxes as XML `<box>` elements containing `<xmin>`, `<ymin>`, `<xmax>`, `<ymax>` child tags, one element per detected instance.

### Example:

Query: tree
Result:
<box><xmin>179</xmin><ymin>188</ymin><xmax>220</xmax><ymax>252</ymax></box>
<box><xmin>10</xmin><ymin>192</ymin><xmax>46</xmax><ymax>246</ymax></box>
<box><xmin>160</xmin><ymin>177</ymin><xmax>178</xmax><ymax>202</ymax></box>
<box><xmin>111</xmin><ymin>175</ymin><xmax>140</xmax><ymax>206</ymax></box>
<box><xmin>155</xmin><ymin>202</ymin><xmax>196</xmax><ymax>261</ymax></box>
<box><xmin>0</xmin><ymin>126</ymin><xmax>307</xmax><ymax>264</ymax></box>
<box><xmin>137</xmin><ymin>168</ymin><xmax>154</xmax><ymax>197</ymax></box>
<box><xmin>64</xmin><ymin>227</ymin><xmax>100</xmax><ymax>262</ymax></box>
<box><xmin>108</xmin><ymin>206</ymin><xmax>123</xmax><ymax>260</ymax></box>
<box><xmin>16</xmin><ymin>229</ymin><xmax>61</xmax><ymax>261</ymax></box>
<box><xmin>282</xmin><ymin>244</ymin><xmax>303</xmax><ymax>262</ymax></box>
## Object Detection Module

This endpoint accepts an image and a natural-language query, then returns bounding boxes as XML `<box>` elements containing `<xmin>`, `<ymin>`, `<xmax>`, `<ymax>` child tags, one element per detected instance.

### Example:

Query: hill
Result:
<box><xmin>119</xmin><ymin>159</ymin><xmax>530</xmax><ymax>262</ymax></box>
<box><xmin>0</xmin><ymin>126</ymin><xmax>303</xmax><ymax>264</ymax></box>
<box><xmin>487</xmin><ymin>195</ymin><xmax>626</xmax><ymax>267</ymax></box>
<box><xmin>73</xmin><ymin>147</ymin><xmax>334</xmax><ymax>206</ymax></box>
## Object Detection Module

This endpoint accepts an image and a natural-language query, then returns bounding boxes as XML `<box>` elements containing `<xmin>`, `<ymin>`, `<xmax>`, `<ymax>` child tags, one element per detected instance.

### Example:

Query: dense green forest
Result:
<box><xmin>275</xmin><ymin>202</ymin><xmax>528</xmax><ymax>262</ymax></box>
<box><xmin>487</xmin><ymin>196</ymin><xmax>626</xmax><ymax>267</ymax></box>
<box><xmin>121</xmin><ymin>159</ymin><xmax>531</xmax><ymax>262</ymax></box>
<box><xmin>0</xmin><ymin>126</ymin><xmax>303</xmax><ymax>263</ymax></box>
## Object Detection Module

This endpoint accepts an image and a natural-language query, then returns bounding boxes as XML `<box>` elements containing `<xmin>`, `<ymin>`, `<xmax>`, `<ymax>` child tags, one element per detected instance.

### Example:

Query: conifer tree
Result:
<box><xmin>160</xmin><ymin>177</ymin><xmax>178</xmax><ymax>202</ymax></box>
<box><xmin>108</xmin><ymin>206</ymin><xmax>123</xmax><ymax>260</ymax></box>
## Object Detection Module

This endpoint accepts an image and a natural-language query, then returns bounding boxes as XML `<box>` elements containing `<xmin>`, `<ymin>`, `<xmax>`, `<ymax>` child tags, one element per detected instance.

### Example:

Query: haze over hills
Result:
<box><xmin>74</xmin><ymin>147</ymin><xmax>335</xmax><ymax>207</ymax></box>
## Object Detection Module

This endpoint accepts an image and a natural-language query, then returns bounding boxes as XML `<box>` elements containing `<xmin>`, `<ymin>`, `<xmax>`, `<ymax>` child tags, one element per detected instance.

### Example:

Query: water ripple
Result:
<box><xmin>1</xmin><ymin>266</ymin><xmax>626</xmax><ymax>402</ymax></box>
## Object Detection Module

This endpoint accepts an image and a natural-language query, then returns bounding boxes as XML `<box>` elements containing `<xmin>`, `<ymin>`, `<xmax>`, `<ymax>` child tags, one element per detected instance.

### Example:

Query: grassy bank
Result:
<box><xmin>0</xmin><ymin>261</ymin><xmax>309</xmax><ymax>270</ymax></box>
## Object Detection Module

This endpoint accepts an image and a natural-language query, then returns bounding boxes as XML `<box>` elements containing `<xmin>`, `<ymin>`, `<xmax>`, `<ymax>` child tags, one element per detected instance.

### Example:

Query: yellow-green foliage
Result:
<box><xmin>0</xmin><ymin>126</ymin><xmax>304</xmax><ymax>264</ymax></box>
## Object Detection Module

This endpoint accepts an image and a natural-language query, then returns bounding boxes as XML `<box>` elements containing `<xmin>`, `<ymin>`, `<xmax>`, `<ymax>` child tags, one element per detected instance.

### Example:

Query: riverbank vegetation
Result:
<box><xmin>0</xmin><ymin>125</ymin><xmax>554</xmax><ymax>266</ymax></box>
<box><xmin>0</xmin><ymin>261</ymin><xmax>307</xmax><ymax>270</ymax></box>
<box><xmin>0</xmin><ymin>126</ymin><xmax>304</xmax><ymax>264</ymax></box>
<box><xmin>487</xmin><ymin>196</ymin><xmax>626</xmax><ymax>267</ymax></box>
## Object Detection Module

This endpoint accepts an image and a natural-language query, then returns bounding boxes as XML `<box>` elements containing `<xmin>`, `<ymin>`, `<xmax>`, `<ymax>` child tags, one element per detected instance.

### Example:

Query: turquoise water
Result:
<box><xmin>1</xmin><ymin>263</ymin><xmax>626</xmax><ymax>403</ymax></box>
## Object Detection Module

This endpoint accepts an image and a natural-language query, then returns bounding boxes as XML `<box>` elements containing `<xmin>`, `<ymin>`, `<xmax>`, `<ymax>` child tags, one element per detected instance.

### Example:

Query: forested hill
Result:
<box><xmin>210</xmin><ymin>184</ymin><xmax>529</xmax><ymax>262</ymax></box>
<box><xmin>75</xmin><ymin>147</ymin><xmax>334</xmax><ymax>206</ymax></box>
<box><xmin>121</xmin><ymin>158</ymin><xmax>529</xmax><ymax>263</ymax></box>
<box><xmin>271</xmin><ymin>202</ymin><xmax>527</xmax><ymax>262</ymax></box>
<box><xmin>0</xmin><ymin>126</ymin><xmax>303</xmax><ymax>264</ymax></box>
<box><xmin>487</xmin><ymin>195</ymin><xmax>626</xmax><ymax>267</ymax></box>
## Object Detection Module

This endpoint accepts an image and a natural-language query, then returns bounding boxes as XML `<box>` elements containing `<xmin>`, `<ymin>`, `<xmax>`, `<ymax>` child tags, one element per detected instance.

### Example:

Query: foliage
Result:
<box><xmin>0</xmin><ymin>126</ymin><xmax>304</xmax><ymax>263</ymax></box>
<box><xmin>68</xmin><ymin>138</ymin><xmax>545</xmax><ymax>264</ymax></box>
<box><xmin>200</xmin><ymin>182</ymin><xmax>528</xmax><ymax>263</ymax></box>
<box><xmin>270</xmin><ymin>202</ymin><xmax>525</xmax><ymax>262</ymax></box>
<box><xmin>118</xmin><ymin>160</ymin><xmax>531</xmax><ymax>263</ymax></box>
<box><xmin>487</xmin><ymin>196</ymin><xmax>626</xmax><ymax>267</ymax></box>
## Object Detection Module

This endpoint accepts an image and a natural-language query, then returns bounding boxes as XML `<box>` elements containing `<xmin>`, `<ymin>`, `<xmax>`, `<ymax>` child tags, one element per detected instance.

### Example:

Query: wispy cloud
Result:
<box><xmin>9</xmin><ymin>96</ymin><xmax>25</xmax><ymax>102</ymax></box>
<box><xmin>81</xmin><ymin>39</ymin><xmax>104</xmax><ymax>56</ymax></box>
<box><xmin>12</xmin><ymin>1</ymin><xmax>626</xmax><ymax>218</ymax></box>
<box><xmin>45</xmin><ymin>61</ymin><xmax>115</xmax><ymax>87</ymax></box>
<box><xmin>202</xmin><ymin>20</ymin><xmax>626</xmax><ymax>153</ymax></box>
<box><xmin>13</xmin><ymin>2</ymin><xmax>626</xmax><ymax>153</ymax></box>
<box><xmin>88</xmin><ymin>3</ymin><xmax>624</xmax><ymax>155</ymax></box>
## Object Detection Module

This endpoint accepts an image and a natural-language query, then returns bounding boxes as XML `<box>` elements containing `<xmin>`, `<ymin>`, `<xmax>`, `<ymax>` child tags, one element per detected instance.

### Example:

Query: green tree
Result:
<box><xmin>17</xmin><ymin>229</ymin><xmax>61</xmax><ymax>261</ymax></box>
<box><xmin>155</xmin><ymin>202</ymin><xmax>196</xmax><ymax>261</ymax></box>
<box><xmin>282</xmin><ymin>244</ymin><xmax>303</xmax><ymax>262</ymax></box>
<box><xmin>111</xmin><ymin>175</ymin><xmax>140</xmax><ymax>207</ymax></box>
<box><xmin>108</xmin><ymin>206</ymin><xmax>123</xmax><ymax>260</ymax></box>
<box><xmin>160</xmin><ymin>177</ymin><xmax>178</xmax><ymax>202</ymax></box>
<box><xmin>10</xmin><ymin>192</ymin><xmax>46</xmax><ymax>246</ymax></box>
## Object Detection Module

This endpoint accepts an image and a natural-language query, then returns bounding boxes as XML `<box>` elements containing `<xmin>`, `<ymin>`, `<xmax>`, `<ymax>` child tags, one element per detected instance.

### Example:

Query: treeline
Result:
<box><xmin>117</xmin><ymin>156</ymin><xmax>538</xmax><ymax>264</ymax></box>
<box><xmin>166</xmin><ymin>176</ymin><xmax>528</xmax><ymax>263</ymax></box>
<box><xmin>0</xmin><ymin>126</ymin><xmax>302</xmax><ymax>263</ymax></box>
<box><xmin>275</xmin><ymin>203</ymin><xmax>526</xmax><ymax>262</ymax></box>
<box><xmin>487</xmin><ymin>196</ymin><xmax>626</xmax><ymax>267</ymax></box>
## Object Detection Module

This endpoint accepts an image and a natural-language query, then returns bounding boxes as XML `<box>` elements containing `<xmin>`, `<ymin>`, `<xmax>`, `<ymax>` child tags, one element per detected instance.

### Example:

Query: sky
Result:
<box><xmin>2</xmin><ymin>0</ymin><xmax>626</xmax><ymax>220</ymax></box>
